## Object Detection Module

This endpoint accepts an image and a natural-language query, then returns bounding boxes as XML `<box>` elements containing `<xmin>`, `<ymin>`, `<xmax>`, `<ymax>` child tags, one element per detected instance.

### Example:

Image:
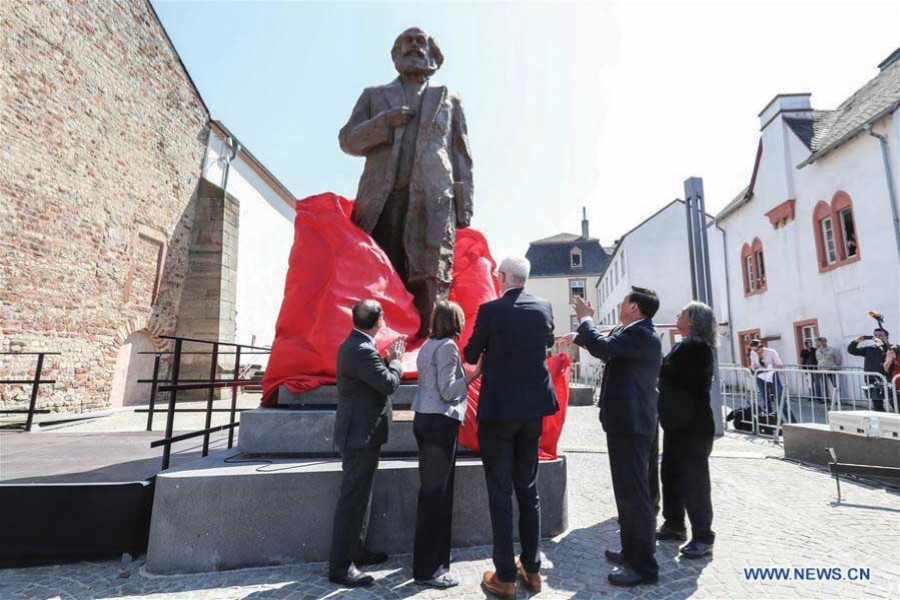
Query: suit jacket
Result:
<box><xmin>412</xmin><ymin>337</ymin><xmax>468</xmax><ymax>422</ymax></box>
<box><xmin>334</xmin><ymin>329</ymin><xmax>404</xmax><ymax>451</ymax></box>
<box><xmin>575</xmin><ymin>318</ymin><xmax>662</xmax><ymax>435</ymax></box>
<box><xmin>658</xmin><ymin>339</ymin><xmax>715</xmax><ymax>436</ymax></box>
<box><xmin>339</xmin><ymin>78</ymin><xmax>473</xmax><ymax>284</ymax></box>
<box><xmin>463</xmin><ymin>288</ymin><xmax>558</xmax><ymax>423</ymax></box>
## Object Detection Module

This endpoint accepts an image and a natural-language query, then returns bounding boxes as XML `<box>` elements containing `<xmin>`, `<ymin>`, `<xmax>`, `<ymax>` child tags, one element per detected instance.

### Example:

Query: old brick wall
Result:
<box><xmin>0</xmin><ymin>0</ymin><xmax>210</xmax><ymax>412</ymax></box>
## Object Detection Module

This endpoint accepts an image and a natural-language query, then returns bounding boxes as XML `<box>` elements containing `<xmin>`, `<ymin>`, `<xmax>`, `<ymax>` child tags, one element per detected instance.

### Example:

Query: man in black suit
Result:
<box><xmin>328</xmin><ymin>300</ymin><xmax>406</xmax><ymax>587</ymax></box>
<box><xmin>463</xmin><ymin>256</ymin><xmax>559</xmax><ymax>599</ymax></box>
<box><xmin>563</xmin><ymin>287</ymin><xmax>662</xmax><ymax>586</ymax></box>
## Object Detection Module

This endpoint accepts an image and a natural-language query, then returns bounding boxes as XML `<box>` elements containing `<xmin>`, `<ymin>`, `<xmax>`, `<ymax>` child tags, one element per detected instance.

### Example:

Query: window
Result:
<box><xmin>813</xmin><ymin>192</ymin><xmax>861</xmax><ymax>271</ymax></box>
<box><xmin>821</xmin><ymin>217</ymin><xmax>837</xmax><ymax>264</ymax></box>
<box><xmin>838</xmin><ymin>209</ymin><xmax>857</xmax><ymax>258</ymax></box>
<box><xmin>570</xmin><ymin>315</ymin><xmax>580</xmax><ymax>332</ymax></box>
<box><xmin>745</xmin><ymin>255</ymin><xmax>756</xmax><ymax>292</ymax></box>
<box><xmin>740</xmin><ymin>239</ymin><xmax>766</xmax><ymax>295</ymax></box>
<box><xmin>793</xmin><ymin>319</ymin><xmax>819</xmax><ymax>363</ymax></box>
<box><xmin>569</xmin><ymin>278</ymin><xmax>586</xmax><ymax>301</ymax></box>
<box><xmin>570</xmin><ymin>247</ymin><xmax>582</xmax><ymax>268</ymax></box>
<box><xmin>754</xmin><ymin>249</ymin><xmax>766</xmax><ymax>283</ymax></box>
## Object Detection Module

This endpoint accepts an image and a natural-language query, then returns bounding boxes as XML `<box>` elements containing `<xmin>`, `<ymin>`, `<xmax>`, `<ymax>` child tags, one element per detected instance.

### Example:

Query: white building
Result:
<box><xmin>525</xmin><ymin>210</ymin><xmax>611</xmax><ymax>362</ymax></box>
<box><xmin>594</xmin><ymin>200</ymin><xmax>732</xmax><ymax>358</ymax></box>
<box><xmin>202</xmin><ymin>121</ymin><xmax>296</xmax><ymax>362</ymax></box>
<box><xmin>714</xmin><ymin>48</ymin><xmax>900</xmax><ymax>368</ymax></box>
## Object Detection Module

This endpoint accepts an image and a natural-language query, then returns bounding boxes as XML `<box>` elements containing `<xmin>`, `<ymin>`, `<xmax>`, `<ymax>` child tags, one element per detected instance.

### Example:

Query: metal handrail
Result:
<box><xmin>149</xmin><ymin>337</ymin><xmax>270</xmax><ymax>470</ymax></box>
<box><xmin>0</xmin><ymin>351</ymin><xmax>58</xmax><ymax>431</ymax></box>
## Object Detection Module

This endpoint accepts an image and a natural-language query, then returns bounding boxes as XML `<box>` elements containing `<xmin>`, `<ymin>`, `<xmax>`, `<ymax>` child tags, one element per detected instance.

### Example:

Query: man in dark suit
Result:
<box><xmin>564</xmin><ymin>287</ymin><xmax>663</xmax><ymax>586</ymax></box>
<box><xmin>463</xmin><ymin>257</ymin><xmax>559</xmax><ymax>599</ymax></box>
<box><xmin>328</xmin><ymin>300</ymin><xmax>406</xmax><ymax>587</ymax></box>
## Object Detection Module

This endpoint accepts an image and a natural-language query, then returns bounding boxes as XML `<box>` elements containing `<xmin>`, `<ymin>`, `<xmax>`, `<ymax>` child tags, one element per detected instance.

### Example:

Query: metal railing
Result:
<box><xmin>570</xmin><ymin>361</ymin><xmax>604</xmax><ymax>389</ymax></box>
<box><xmin>718</xmin><ymin>363</ymin><xmax>895</xmax><ymax>441</ymax></box>
<box><xmin>0</xmin><ymin>352</ymin><xmax>59</xmax><ymax>431</ymax></box>
<box><xmin>144</xmin><ymin>336</ymin><xmax>270</xmax><ymax>470</ymax></box>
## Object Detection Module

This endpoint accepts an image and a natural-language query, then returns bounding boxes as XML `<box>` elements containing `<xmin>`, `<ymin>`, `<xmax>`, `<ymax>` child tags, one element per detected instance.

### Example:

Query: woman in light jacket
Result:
<box><xmin>412</xmin><ymin>300</ymin><xmax>482</xmax><ymax>588</ymax></box>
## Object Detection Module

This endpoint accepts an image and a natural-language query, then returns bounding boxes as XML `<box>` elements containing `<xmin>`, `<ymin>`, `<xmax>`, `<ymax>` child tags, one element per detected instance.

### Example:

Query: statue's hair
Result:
<box><xmin>391</xmin><ymin>28</ymin><xmax>444</xmax><ymax>71</ymax></box>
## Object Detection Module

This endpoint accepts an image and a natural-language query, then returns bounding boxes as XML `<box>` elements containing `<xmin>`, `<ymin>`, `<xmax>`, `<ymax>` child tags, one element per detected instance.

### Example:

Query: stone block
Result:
<box><xmin>783</xmin><ymin>423</ymin><xmax>900</xmax><ymax>467</ymax></box>
<box><xmin>277</xmin><ymin>383</ymin><xmax>417</xmax><ymax>407</ymax></box>
<box><xmin>569</xmin><ymin>384</ymin><xmax>595</xmax><ymax>406</ymax></box>
<box><xmin>238</xmin><ymin>408</ymin><xmax>418</xmax><ymax>455</ymax></box>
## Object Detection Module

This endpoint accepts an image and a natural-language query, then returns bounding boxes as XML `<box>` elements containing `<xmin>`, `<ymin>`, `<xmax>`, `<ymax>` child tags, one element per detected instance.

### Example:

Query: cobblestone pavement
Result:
<box><xmin>2</xmin><ymin>406</ymin><xmax>898</xmax><ymax>599</ymax></box>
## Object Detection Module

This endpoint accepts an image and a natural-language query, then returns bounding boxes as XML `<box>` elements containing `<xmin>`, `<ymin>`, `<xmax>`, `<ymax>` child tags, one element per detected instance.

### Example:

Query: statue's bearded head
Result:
<box><xmin>391</xmin><ymin>27</ymin><xmax>443</xmax><ymax>77</ymax></box>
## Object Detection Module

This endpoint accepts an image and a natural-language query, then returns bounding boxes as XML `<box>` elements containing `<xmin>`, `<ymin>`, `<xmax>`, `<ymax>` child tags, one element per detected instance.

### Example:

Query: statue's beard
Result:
<box><xmin>394</xmin><ymin>54</ymin><xmax>438</xmax><ymax>77</ymax></box>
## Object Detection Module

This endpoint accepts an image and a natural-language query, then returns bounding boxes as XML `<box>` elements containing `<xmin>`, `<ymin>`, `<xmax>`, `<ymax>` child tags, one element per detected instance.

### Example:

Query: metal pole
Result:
<box><xmin>684</xmin><ymin>196</ymin><xmax>698</xmax><ymax>299</ymax></box>
<box><xmin>24</xmin><ymin>353</ymin><xmax>45</xmax><ymax>432</ymax></box>
<box><xmin>161</xmin><ymin>339</ymin><xmax>182</xmax><ymax>471</ymax></box>
<box><xmin>146</xmin><ymin>354</ymin><xmax>161</xmax><ymax>432</ymax></box>
<box><xmin>684</xmin><ymin>176</ymin><xmax>724</xmax><ymax>436</ymax></box>
<box><xmin>203</xmin><ymin>343</ymin><xmax>219</xmax><ymax>457</ymax></box>
<box><xmin>228</xmin><ymin>346</ymin><xmax>241</xmax><ymax>449</ymax></box>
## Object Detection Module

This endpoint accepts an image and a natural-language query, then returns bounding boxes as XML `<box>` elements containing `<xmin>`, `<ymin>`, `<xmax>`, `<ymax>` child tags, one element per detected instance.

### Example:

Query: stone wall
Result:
<box><xmin>0</xmin><ymin>0</ymin><xmax>210</xmax><ymax>412</ymax></box>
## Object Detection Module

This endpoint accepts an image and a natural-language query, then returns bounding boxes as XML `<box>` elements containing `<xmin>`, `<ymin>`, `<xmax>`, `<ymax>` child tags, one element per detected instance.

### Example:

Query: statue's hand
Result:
<box><xmin>385</xmin><ymin>106</ymin><xmax>416</xmax><ymax>128</ymax></box>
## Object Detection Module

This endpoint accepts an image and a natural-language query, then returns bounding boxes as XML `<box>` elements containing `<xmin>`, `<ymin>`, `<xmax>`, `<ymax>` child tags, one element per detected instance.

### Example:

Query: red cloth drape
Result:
<box><xmin>260</xmin><ymin>192</ymin><xmax>570</xmax><ymax>459</ymax></box>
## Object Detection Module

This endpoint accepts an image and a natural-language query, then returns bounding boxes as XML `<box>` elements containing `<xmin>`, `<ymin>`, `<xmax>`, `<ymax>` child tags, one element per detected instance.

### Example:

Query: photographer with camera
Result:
<box><xmin>847</xmin><ymin>327</ymin><xmax>895</xmax><ymax>412</ymax></box>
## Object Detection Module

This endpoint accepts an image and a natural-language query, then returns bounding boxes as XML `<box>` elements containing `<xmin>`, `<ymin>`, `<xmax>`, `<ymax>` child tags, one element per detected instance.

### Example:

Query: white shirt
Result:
<box><xmin>749</xmin><ymin>347</ymin><xmax>782</xmax><ymax>382</ymax></box>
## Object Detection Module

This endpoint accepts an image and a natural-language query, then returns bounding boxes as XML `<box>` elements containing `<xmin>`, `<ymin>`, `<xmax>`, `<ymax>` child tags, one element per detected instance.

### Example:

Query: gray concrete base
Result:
<box><xmin>277</xmin><ymin>384</ymin><xmax>417</xmax><ymax>407</ymax></box>
<box><xmin>146</xmin><ymin>451</ymin><xmax>568</xmax><ymax>574</ymax></box>
<box><xmin>569</xmin><ymin>385</ymin><xmax>595</xmax><ymax>406</ymax></box>
<box><xmin>238</xmin><ymin>408</ymin><xmax>419</xmax><ymax>454</ymax></box>
<box><xmin>783</xmin><ymin>423</ymin><xmax>900</xmax><ymax>467</ymax></box>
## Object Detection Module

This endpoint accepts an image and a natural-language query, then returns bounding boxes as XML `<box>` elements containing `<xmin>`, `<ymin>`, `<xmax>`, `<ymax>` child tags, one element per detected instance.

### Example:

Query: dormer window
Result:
<box><xmin>570</xmin><ymin>247</ymin><xmax>583</xmax><ymax>268</ymax></box>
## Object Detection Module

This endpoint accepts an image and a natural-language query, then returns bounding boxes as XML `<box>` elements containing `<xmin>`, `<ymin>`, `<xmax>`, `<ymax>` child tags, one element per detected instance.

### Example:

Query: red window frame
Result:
<box><xmin>740</xmin><ymin>239</ymin><xmax>767</xmax><ymax>296</ymax></box>
<box><xmin>813</xmin><ymin>191</ymin><xmax>862</xmax><ymax>272</ymax></box>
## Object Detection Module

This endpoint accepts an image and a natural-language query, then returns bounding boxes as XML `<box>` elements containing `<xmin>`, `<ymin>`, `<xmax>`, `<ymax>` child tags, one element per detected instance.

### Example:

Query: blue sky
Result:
<box><xmin>152</xmin><ymin>0</ymin><xmax>899</xmax><ymax>261</ymax></box>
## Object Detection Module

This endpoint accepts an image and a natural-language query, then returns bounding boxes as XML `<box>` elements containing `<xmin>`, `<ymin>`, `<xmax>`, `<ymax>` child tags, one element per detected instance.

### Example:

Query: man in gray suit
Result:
<box><xmin>339</xmin><ymin>27</ymin><xmax>474</xmax><ymax>337</ymax></box>
<box><xmin>329</xmin><ymin>300</ymin><xmax>405</xmax><ymax>587</ymax></box>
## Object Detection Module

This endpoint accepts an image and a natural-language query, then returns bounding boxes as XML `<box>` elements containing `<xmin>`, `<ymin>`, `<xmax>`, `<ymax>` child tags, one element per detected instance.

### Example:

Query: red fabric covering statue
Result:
<box><xmin>261</xmin><ymin>192</ymin><xmax>570</xmax><ymax>459</ymax></box>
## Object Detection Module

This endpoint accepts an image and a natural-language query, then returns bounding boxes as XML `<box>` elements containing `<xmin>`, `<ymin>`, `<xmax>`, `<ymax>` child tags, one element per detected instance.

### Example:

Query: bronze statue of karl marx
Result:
<box><xmin>339</xmin><ymin>27</ymin><xmax>474</xmax><ymax>336</ymax></box>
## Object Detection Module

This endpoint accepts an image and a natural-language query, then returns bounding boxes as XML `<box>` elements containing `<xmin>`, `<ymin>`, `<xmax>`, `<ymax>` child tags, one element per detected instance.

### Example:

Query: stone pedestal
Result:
<box><xmin>146</xmin><ymin>451</ymin><xmax>568</xmax><ymax>574</ymax></box>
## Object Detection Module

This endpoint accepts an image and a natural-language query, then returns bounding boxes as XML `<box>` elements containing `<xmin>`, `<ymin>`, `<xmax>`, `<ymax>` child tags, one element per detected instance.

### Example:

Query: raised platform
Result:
<box><xmin>145</xmin><ymin>450</ymin><xmax>568</xmax><ymax>574</ymax></box>
<box><xmin>782</xmin><ymin>422</ymin><xmax>900</xmax><ymax>467</ymax></box>
<box><xmin>239</xmin><ymin>408</ymin><xmax>421</xmax><ymax>454</ymax></box>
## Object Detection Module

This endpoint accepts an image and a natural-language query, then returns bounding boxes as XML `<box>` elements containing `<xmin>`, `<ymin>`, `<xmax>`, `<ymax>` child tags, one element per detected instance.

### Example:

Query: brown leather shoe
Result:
<box><xmin>516</xmin><ymin>559</ymin><xmax>542</xmax><ymax>593</ymax></box>
<box><xmin>482</xmin><ymin>571</ymin><xmax>516</xmax><ymax>600</ymax></box>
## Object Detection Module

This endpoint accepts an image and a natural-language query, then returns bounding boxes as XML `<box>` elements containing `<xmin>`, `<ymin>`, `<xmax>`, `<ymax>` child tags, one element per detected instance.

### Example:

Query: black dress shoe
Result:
<box><xmin>353</xmin><ymin>550</ymin><xmax>388</xmax><ymax>566</ymax></box>
<box><xmin>608</xmin><ymin>566</ymin><xmax>658</xmax><ymax>587</ymax></box>
<box><xmin>657</xmin><ymin>522</ymin><xmax>688</xmax><ymax>541</ymax></box>
<box><xmin>328</xmin><ymin>564</ymin><xmax>374</xmax><ymax>587</ymax></box>
<box><xmin>604</xmin><ymin>549</ymin><xmax>624</xmax><ymax>565</ymax></box>
<box><xmin>680</xmin><ymin>540</ymin><xmax>714</xmax><ymax>559</ymax></box>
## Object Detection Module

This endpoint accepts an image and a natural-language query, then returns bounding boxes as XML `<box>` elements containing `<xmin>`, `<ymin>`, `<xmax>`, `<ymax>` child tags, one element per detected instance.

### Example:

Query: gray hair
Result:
<box><xmin>499</xmin><ymin>256</ymin><xmax>530</xmax><ymax>285</ymax></box>
<box><xmin>682</xmin><ymin>301</ymin><xmax>717</xmax><ymax>347</ymax></box>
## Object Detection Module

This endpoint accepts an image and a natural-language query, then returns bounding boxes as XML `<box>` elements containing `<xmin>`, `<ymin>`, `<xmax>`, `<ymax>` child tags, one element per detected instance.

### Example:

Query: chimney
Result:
<box><xmin>878</xmin><ymin>47</ymin><xmax>900</xmax><ymax>72</ymax></box>
<box><xmin>758</xmin><ymin>93</ymin><xmax>812</xmax><ymax>130</ymax></box>
<box><xmin>581</xmin><ymin>206</ymin><xmax>589</xmax><ymax>239</ymax></box>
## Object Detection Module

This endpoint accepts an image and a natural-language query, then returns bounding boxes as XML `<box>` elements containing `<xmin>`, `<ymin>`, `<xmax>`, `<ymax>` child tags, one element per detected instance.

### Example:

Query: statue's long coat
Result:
<box><xmin>339</xmin><ymin>78</ymin><xmax>473</xmax><ymax>284</ymax></box>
